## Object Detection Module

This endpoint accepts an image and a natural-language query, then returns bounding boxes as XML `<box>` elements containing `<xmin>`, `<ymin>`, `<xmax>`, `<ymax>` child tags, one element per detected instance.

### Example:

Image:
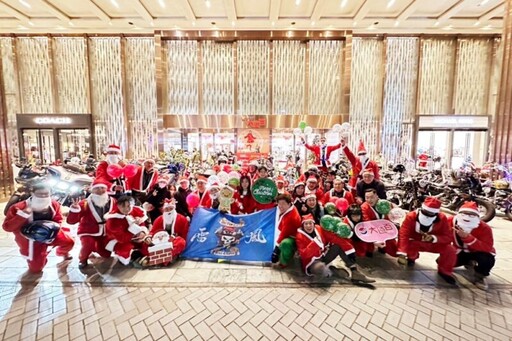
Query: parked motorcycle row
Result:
<box><xmin>381</xmin><ymin>164</ymin><xmax>512</xmax><ymax>222</ymax></box>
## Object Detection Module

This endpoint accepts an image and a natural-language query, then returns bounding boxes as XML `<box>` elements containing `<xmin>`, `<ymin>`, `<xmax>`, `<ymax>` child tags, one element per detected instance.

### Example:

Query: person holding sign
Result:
<box><xmin>397</xmin><ymin>197</ymin><xmax>458</xmax><ymax>286</ymax></box>
<box><xmin>296</xmin><ymin>214</ymin><xmax>374</xmax><ymax>283</ymax></box>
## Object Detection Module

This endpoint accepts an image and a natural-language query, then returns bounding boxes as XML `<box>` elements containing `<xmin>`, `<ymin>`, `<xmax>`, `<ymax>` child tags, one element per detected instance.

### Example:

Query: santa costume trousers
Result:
<box><xmin>456</xmin><ymin>251</ymin><xmax>495</xmax><ymax>276</ymax></box>
<box><xmin>407</xmin><ymin>241</ymin><xmax>457</xmax><ymax>275</ymax></box>
<box><xmin>15</xmin><ymin>230</ymin><xmax>74</xmax><ymax>273</ymax></box>
<box><xmin>79</xmin><ymin>235</ymin><xmax>111</xmax><ymax>263</ymax></box>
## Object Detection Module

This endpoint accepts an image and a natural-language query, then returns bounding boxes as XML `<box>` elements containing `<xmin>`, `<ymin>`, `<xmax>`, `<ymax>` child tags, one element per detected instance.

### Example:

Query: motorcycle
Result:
<box><xmin>45</xmin><ymin>165</ymin><xmax>93</xmax><ymax>206</ymax></box>
<box><xmin>3</xmin><ymin>164</ymin><xmax>48</xmax><ymax>215</ymax></box>
<box><xmin>482</xmin><ymin>179</ymin><xmax>512</xmax><ymax>220</ymax></box>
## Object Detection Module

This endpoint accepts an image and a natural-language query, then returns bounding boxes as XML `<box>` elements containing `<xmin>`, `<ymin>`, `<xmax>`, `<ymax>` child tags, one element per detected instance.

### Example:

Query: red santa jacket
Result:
<box><xmin>67</xmin><ymin>196</ymin><xmax>116</xmax><ymax>237</ymax></box>
<box><xmin>126</xmin><ymin>167</ymin><xmax>158</xmax><ymax>192</ymax></box>
<box><xmin>448</xmin><ymin>216</ymin><xmax>495</xmax><ymax>255</ymax></box>
<box><xmin>195</xmin><ymin>190</ymin><xmax>212</xmax><ymax>209</ymax></box>
<box><xmin>304</xmin><ymin>143</ymin><xmax>342</xmax><ymax>166</ymax></box>
<box><xmin>321</xmin><ymin>189</ymin><xmax>354</xmax><ymax>206</ymax></box>
<box><xmin>361</xmin><ymin>202</ymin><xmax>388</xmax><ymax>221</ymax></box>
<box><xmin>276</xmin><ymin>205</ymin><xmax>302</xmax><ymax>244</ymax></box>
<box><xmin>296</xmin><ymin>226</ymin><xmax>355</xmax><ymax>276</ymax></box>
<box><xmin>238</xmin><ymin>191</ymin><xmax>257</xmax><ymax>214</ymax></box>
<box><xmin>105</xmin><ymin>206</ymin><xmax>148</xmax><ymax>244</ymax></box>
<box><xmin>2</xmin><ymin>200</ymin><xmax>63</xmax><ymax>260</ymax></box>
<box><xmin>398</xmin><ymin>210</ymin><xmax>453</xmax><ymax>256</ymax></box>
<box><xmin>95</xmin><ymin>160</ymin><xmax>126</xmax><ymax>193</ymax></box>
<box><xmin>342</xmin><ymin>145</ymin><xmax>380</xmax><ymax>188</ymax></box>
<box><xmin>149</xmin><ymin>212</ymin><xmax>189</xmax><ymax>240</ymax></box>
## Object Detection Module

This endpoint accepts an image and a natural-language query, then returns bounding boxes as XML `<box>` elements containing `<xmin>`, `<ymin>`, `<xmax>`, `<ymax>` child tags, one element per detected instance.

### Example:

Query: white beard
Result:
<box><xmin>418</xmin><ymin>212</ymin><xmax>436</xmax><ymax>226</ymax></box>
<box><xmin>163</xmin><ymin>210</ymin><xmax>177</xmax><ymax>227</ymax></box>
<box><xmin>455</xmin><ymin>214</ymin><xmax>480</xmax><ymax>232</ymax></box>
<box><xmin>359</xmin><ymin>155</ymin><xmax>368</xmax><ymax>164</ymax></box>
<box><xmin>90</xmin><ymin>193</ymin><xmax>110</xmax><ymax>207</ymax></box>
<box><xmin>106</xmin><ymin>155</ymin><xmax>120</xmax><ymax>165</ymax></box>
<box><xmin>30</xmin><ymin>197</ymin><xmax>51</xmax><ymax>211</ymax></box>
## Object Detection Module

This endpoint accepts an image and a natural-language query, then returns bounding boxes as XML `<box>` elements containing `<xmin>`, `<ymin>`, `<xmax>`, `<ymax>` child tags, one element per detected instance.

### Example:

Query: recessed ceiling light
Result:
<box><xmin>387</xmin><ymin>0</ymin><xmax>396</xmax><ymax>8</ymax></box>
<box><xmin>28</xmin><ymin>21</ymin><xmax>34</xmax><ymax>26</ymax></box>
<box><xmin>352</xmin><ymin>21</ymin><xmax>357</xmax><ymax>27</ymax></box>
<box><xmin>482</xmin><ymin>24</ymin><xmax>493</xmax><ymax>30</ymax></box>
<box><xmin>19</xmin><ymin>0</ymin><xmax>31</xmax><ymax>9</ymax></box>
<box><xmin>17</xmin><ymin>25</ymin><xmax>28</xmax><ymax>30</ymax></box>
<box><xmin>111</xmin><ymin>0</ymin><xmax>120</xmax><ymax>9</ymax></box>
<box><xmin>442</xmin><ymin>25</ymin><xmax>453</xmax><ymax>30</ymax></box>
<box><xmin>474</xmin><ymin>21</ymin><xmax>480</xmax><ymax>26</ymax></box>
<box><xmin>394</xmin><ymin>20</ymin><xmax>399</xmax><ymax>27</ymax></box>
<box><xmin>150</xmin><ymin>21</ymin><xmax>155</xmax><ymax>27</ymax></box>
<box><xmin>340</xmin><ymin>0</ymin><xmax>348</xmax><ymax>8</ymax></box>
<box><xmin>434</xmin><ymin>21</ymin><xmax>440</xmax><ymax>26</ymax></box>
<box><xmin>158</xmin><ymin>0</ymin><xmax>166</xmax><ymax>8</ymax></box>
<box><xmin>205</xmin><ymin>0</ymin><xmax>211</xmax><ymax>8</ymax></box>
<box><xmin>311</xmin><ymin>21</ymin><xmax>315</xmax><ymax>26</ymax></box>
<box><xmin>272</xmin><ymin>21</ymin><xmax>275</xmax><ymax>26</ymax></box>
<box><xmin>68</xmin><ymin>20</ymin><xmax>74</xmax><ymax>26</ymax></box>
<box><xmin>478</xmin><ymin>0</ymin><xmax>490</xmax><ymax>6</ymax></box>
<box><xmin>192</xmin><ymin>21</ymin><xmax>196</xmax><ymax>26</ymax></box>
<box><xmin>231</xmin><ymin>21</ymin><xmax>235</xmax><ymax>26</ymax></box>
<box><xmin>295</xmin><ymin>0</ymin><xmax>301</xmax><ymax>5</ymax></box>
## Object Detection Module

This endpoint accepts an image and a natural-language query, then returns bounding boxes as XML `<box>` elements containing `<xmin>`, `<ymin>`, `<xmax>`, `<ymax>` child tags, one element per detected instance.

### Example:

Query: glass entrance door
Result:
<box><xmin>452</xmin><ymin>131</ymin><xmax>486</xmax><ymax>169</ymax></box>
<box><xmin>416</xmin><ymin>131</ymin><xmax>450</xmax><ymax>168</ymax></box>
<box><xmin>22</xmin><ymin>129</ymin><xmax>56</xmax><ymax>164</ymax></box>
<box><xmin>59</xmin><ymin>129</ymin><xmax>91</xmax><ymax>162</ymax></box>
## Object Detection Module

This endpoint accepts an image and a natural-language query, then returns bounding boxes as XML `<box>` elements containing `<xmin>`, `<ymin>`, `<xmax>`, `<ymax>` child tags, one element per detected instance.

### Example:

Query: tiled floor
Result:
<box><xmin>1</xmin><ymin>206</ymin><xmax>512</xmax><ymax>340</ymax></box>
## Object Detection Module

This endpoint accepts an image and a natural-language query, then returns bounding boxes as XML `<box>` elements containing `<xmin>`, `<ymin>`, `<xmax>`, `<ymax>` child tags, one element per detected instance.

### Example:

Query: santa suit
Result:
<box><xmin>305</xmin><ymin>187</ymin><xmax>324</xmax><ymax>202</ymax></box>
<box><xmin>321</xmin><ymin>189</ymin><xmax>354</xmax><ymax>206</ymax></box>
<box><xmin>398</xmin><ymin>211</ymin><xmax>456</xmax><ymax>276</ymax></box>
<box><xmin>2</xmin><ymin>200</ymin><xmax>74</xmax><ymax>273</ymax></box>
<box><xmin>195</xmin><ymin>190</ymin><xmax>212</xmax><ymax>209</ymax></box>
<box><xmin>275</xmin><ymin>205</ymin><xmax>302</xmax><ymax>266</ymax></box>
<box><xmin>342</xmin><ymin>145</ymin><xmax>380</xmax><ymax>188</ymax></box>
<box><xmin>126</xmin><ymin>166</ymin><xmax>158</xmax><ymax>193</ymax></box>
<box><xmin>449</xmin><ymin>216</ymin><xmax>496</xmax><ymax>276</ymax></box>
<box><xmin>296</xmin><ymin>226</ymin><xmax>355</xmax><ymax>276</ymax></box>
<box><xmin>360</xmin><ymin>202</ymin><xmax>397</xmax><ymax>257</ymax></box>
<box><xmin>104</xmin><ymin>206</ymin><xmax>148</xmax><ymax>265</ymax></box>
<box><xmin>141</xmin><ymin>211</ymin><xmax>189</xmax><ymax>259</ymax></box>
<box><xmin>238</xmin><ymin>191</ymin><xmax>257</xmax><ymax>214</ymax></box>
<box><xmin>95</xmin><ymin>160</ymin><xmax>126</xmax><ymax>194</ymax></box>
<box><xmin>304</xmin><ymin>143</ymin><xmax>342</xmax><ymax>169</ymax></box>
<box><xmin>67</xmin><ymin>196</ymin><xmax>116</xmax><ymax>263</ymax></box>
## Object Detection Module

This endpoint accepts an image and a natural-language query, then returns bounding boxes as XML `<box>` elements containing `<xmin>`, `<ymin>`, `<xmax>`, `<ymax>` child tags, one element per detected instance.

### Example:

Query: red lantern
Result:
<box><xmin>107</xmin><ymin>164</ymin><xmax>123</xmax><ymax>178</ymax></box>
<box><xmin>123</xmin><ymin>164</ymin><xmax>139</xmax><ymax>178</ymax></box>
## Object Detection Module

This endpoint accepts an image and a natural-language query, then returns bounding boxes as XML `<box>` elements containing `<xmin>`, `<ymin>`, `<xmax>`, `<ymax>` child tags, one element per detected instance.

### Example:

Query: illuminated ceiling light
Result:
<box><xmin>434</xmin><ymin>21</ymin><xmax>440</xmax><ymax>26</ymax></box>
<box><xmin>68</xmin><ymin>20</ymin><xmax>74</xmax><ymax>26</ymax></box>
<box><xmin>111</xmin><ymin>0</ymin><xmax>120</xmax><ymax>9</ymax></box>
<box><xmin>56</xmin><ymin>25</ymin><xmax>67</xmax><ymax>30</ymax></box>
<box><xmin>387</xmin><ymin>0</ymin><xmax>396</xmax><ymax>8</ymax></box>
<box><xmin>442</xmin><ymin>25</ymin><xmax>453</xmax><ymax>30</ymax></box>
<box><xmin>231</xmin><ymin>21</ymin><xmax>235</xmax><ymax>26</ymax></box>
<box><xmin>150</xmin><ymin>21</ymin><xmax>155</xmax><ymax>27</ymax></box>
<box><xmin>192</xmin><ymin>21</ymin><xmax>196</xmax><ymax>26</ymax></box>
<box><xmin>28</xmin><ymin>21</ymin><xmax>35</xmax><ymax>26</ymax></box>
<box><xmin>19</xmin><ymin>0</ymin><xmax>31</xmax><ymax>9</ymax></box>
<box><xmin>295</xmin><ymin>0</ymin><xmax>301</xmax><ymax>5</ymax></box>
<box><xmin>482</xmin><ymin>24</ymin><xmax>493</xmax><ymax>30</ymax></box>
<box><xmin>205</xmin><ymin>0</ymin><xmax>211</xmax><ymax>8</ymax></box>
<box><xmin>352</xmin><ymin>21</ymin><xmax>357</xmax><ymax>27</ymax></box>
<box><xmin>474</xmin><ymin>21</ymin><xmax>480</xmax><ymax>26</ymax></box>
<box><xmin>271</xmin><ymin>21</ymin><xmax>275</xmax><ymax>26</ymax></box>
<box><xmin>17</xmin><ymin>25</ymin><xmax>28</xmax><ymax>30</ymax></box>
<box><xmin>340</xmin><ymin>0</ymin><xmax>348</xmax><ymax>8</ymax></box>
<box><xmin>311</xmin><ymin>21</ymin><xmax>315</xmax><ymax>26</ymax></box>
<box><xmin>478</xmin><ymin>0</ymin><xmax>490</xmax><ymax>6</ymax></box>
<box><xmin>158</xmin><ymin>0</ymin><xmax>166</xmax><ymax>8</ymax></box>
<box><xmin>394</xmin><ymin>20</ymin><xmax>399</xmax><ymax>27</ymax></box>
<box><xmin>108</xmin><ymin>21</ymin><xmax>113</xmax><ymax>26</ymax></box>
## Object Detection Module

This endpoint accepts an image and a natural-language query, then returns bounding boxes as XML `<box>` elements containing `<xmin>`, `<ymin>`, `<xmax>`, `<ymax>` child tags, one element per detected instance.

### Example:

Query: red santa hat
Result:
<box><xmin>178</xmin><ymin>176</ymin><xmax>189</xmax><ymax>185</ymax></box>
<box><xmin>362</xmin><ymin>168</ymin><xmax>374</xmax><ymax>176</ymax></box>
<box><xmin>294</xmin><ymin>181</ymin><xmax>305</xmax><ymax>188</ymax></box>
<box><xmin>306</xmin><ymin>175</ymin><xmax>318</xmax><ymax>183</ymax></box>
<box><xmin>304</xmin><ymin>193</ymin><xmax>317</xmax><ymax>201</ymax></box>
<box><xmin>163</xmin><ymin>198</ymin><xmax>176</xmax><ymax>209</ymax></box>
<box><xmin>275</xmin><ymin>175</ymin><xmax>285</xmax><ymax>184</ymax></box>
<box><xmin>144</xmin><ymin>158</ymin><xmax>155</xmax><ymax>165</ymax></box>
<box><xmin>421</xmin><ymin>197</ymin><xmax>441</xmax><ymax>214</ymax></box>
<box><xmin>357</xmin><ymin>140</ymin><xmax>367</xmax><ymax>155</ymax></box>
<box><xmin>458</xmin><ymin>201</ymin><xmax>479</xmax><ymax>216</ymax></box>
<box><xmin>196</xmin><ymin>175</ymin><xmax>208</xmax><ymax>184</ymax></box>
<box><xmin>106</xmin><ymin>144</ymin><xmax>121</xmax><ymax>153</ymax></box>
<box><xmin>302</xmin><ymin>214</ymin><xmax>315</xmax><ymax>224</ymax></box>
<box><xmin>90</xmin><ymin>179</ymin><xmax>108</xmax><ymax>190</ymax></box>
<box><xmin>249</xmin><ymin>160</ymin><xmax>259</xmax><ymax>167</ymax></box>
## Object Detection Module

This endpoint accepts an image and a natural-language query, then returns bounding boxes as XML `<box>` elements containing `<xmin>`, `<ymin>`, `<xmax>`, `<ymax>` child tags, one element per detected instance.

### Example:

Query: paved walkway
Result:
<box><xmin>1</xmin><ymin>206</ymin><xmax>512</xmax><ymax>340</ymax></box>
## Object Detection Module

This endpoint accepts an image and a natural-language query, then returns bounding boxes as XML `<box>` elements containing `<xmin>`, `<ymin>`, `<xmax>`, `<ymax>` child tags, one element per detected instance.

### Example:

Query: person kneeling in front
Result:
<box><xmin>296</xmin><ymin>214</ymin><xmax>374</xmax><ymax>283</ymax></box>
<box><xmin>105</xmin><ymin>195</ymin><xmax>148</xmax><ymax>265</ymax></box>
<box><xmin>2</xmin><ymin>183</ymin><xmax>74</xmax><ymax>273</ymax></box>
<box><xmin>449</xmin><ymin>202</ymin><xmax>496</xmax><ymax>290</ymax></box>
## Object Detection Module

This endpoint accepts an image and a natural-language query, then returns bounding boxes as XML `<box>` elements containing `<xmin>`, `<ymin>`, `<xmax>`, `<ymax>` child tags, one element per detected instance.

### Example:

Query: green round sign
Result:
<box><xmin>252</xmin><ymin>178</ymin><xmax>278</xmax><ymax>204</ymax></box>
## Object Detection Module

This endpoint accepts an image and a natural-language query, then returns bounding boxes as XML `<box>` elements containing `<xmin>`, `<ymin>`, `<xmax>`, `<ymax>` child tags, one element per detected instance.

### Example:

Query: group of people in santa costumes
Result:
<box><xmin>1</xmin><ymin>141</ymin><xmax>497</xmax><ymax>289</ymax></box>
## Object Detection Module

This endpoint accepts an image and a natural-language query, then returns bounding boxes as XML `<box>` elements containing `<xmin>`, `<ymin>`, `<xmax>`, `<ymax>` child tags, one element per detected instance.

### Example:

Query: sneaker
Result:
<box><xmin>464</xmin><ymin>260</ymin><xmax>477</xmax><ymax>270</ymax></box>
<box><xmin>78</xmin><ymin>261</ymin><xmax>88</xmax><ymax>269</ymax></box>
<box><xmin>351</xmin><ymin>268</ymin><xmax>376</xmax><ymax>283</ymax></box>
<box><xmin>407</xmin><ymin>259</ymin><xmax>416</xmax><ymax>267</ymax></box>
<box><xmin>438</xmin><ymin>272</ymin><xmax>458</xmax><ymax>286</ymax></box>
<box><xmin>473</xmin><ymin>276</ymin><xmax>488</xmax><ymax>291</ymax></box>
<box><xmin>271</xmin><ymin>246</ymin><xmax>280</xmax><ymax>264</ymax></box>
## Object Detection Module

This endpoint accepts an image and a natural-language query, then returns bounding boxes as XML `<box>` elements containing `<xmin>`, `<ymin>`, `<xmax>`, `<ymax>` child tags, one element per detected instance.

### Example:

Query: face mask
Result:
<box><xmin>418</xmin><ymin>212</ymin><xmax>436</xmax><ymax>226</ymax></box>
<box><xmin>31</xmin><ymin>196</ymin><xmax>51</xmax><ymax>211</ymax></box>
<box><xmin>158</xmin><ymin>182</ymin><xmax>167</xmax><ymax>189</ymax></box>
<box><xmin>106</xmin><ymin>154</ymin><xmax>120</xmax><ymax>165</ymax></box>
<box><xmin>90</xmin><ymin>193</ymin><xmax>109</xmax><ymax>207</ymax></box>
<box><xmin>359</xmin><ymin>155</ymin><xmax>368</xmax><ymax>164</ymax></box>
<box><xmin>456</xmin><ymin>213</ymin><xmax>480</xmax><ymax>232</ymax></box>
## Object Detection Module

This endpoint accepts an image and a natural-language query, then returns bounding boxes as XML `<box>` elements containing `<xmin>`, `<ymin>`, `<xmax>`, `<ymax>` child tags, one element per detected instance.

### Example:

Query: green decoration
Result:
<box><xmin>299</xmin><ymin>121</ymin><xmax>307</xmax><ymax>132</ymax></box>
<box><xmin>252</xmin><ymin>178</ymin><xmax>278</xmax><ymax>204</ymax></box>
<box><xmin>324</xmin><ymin>202</ymin><xmax>337</xmax><ymax>215</ymax></box>
<box><xmin>375</xmin><ymin>199</ymin><xmax>392</xmax><ymax>215</ymax></box>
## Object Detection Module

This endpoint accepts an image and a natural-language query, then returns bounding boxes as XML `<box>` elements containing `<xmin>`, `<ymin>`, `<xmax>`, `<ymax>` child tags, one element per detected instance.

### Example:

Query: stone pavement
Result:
<box><xmin>1</xmin><ymin>206</ymin><xmax>512</xmax><ymax>340</ymax></box>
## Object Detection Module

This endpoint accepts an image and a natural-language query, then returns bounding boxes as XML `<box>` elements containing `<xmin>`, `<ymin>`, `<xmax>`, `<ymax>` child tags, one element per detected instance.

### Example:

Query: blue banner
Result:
<box><xmin>182</xmin><ymin>207</ymin><xmax>278</xmax><ymax>263</ymax></box>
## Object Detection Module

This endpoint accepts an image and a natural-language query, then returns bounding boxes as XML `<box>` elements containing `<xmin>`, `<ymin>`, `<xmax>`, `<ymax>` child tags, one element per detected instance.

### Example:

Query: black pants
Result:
<box><xmin>456</xmin><ymin>251</ymin><xmax>495</xmax><ymax>276</ymax></box>
<box><xmin>321</xmin><ymin>244</ymin><xmax>356</xmax><ymax>269</ymax></box>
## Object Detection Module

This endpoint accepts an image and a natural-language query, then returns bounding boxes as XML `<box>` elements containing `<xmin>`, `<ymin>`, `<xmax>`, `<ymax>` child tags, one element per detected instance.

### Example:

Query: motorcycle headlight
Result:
<box><xmin>69</xmin><ymin>185</ymin><xmax>80</xmax><ymax>193</ymax></box>
<box><xmin>419</xmin><ymin>179</ymin><xmax>428</xmax><ymax>188</ymax></box>
<box><xmin>46</xmin><ymin>178</ymin><xmax>58</xmax><ymax>187</ymax></box>
<box><xmin>483</xmin><ymin>187</ymin><xmax>492</xmax><ymax>194</ymax></box>
<box><xmin>56</xmin><ymin>182</ymin><xmax>70</xmax><ymax>190</ymax></box>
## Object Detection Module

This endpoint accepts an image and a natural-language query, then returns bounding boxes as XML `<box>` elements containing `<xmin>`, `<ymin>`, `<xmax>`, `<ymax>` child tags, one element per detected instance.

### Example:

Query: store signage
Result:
<box><xmin>244</xmin><ymin>118</ymin><xmax>267</xmax><ymax>128</ymax></box>
<box><xmin>418</xmin><ymin>115</ymin><xmax>489</xmax><ymax>129</ymax></box>
<box><xmin>34</xmin><ymin>117</ymin><xmax>72</xmax><ymax>125</ymax></box>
